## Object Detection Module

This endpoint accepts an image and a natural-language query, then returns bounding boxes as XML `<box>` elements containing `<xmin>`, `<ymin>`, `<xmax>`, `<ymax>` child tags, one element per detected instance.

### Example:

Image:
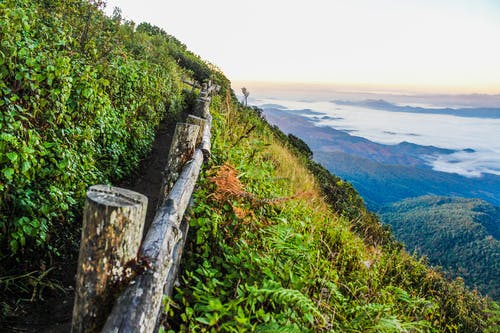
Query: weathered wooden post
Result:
<box><xmin>193</xmin><ymin>96</ymin><xmax>210</xmax><ymax>118</ymax></box>
<box><xmin>97</xmin><ymin>85</ymin><xmax>214</xmax><ymax>332</ymax></box>
<box><xmin>71</xmin><ymin>185</ymin><xmax>148</xmax><ymax>333</ymax></box>
<box><xmin>200</xmin><ymin>113</ymin><xmax>212</xmax><ymax>161</ymax></box>
<box><xmin>187</xmin><ymin>113</ymin><xmax>211</xmax><ymax>160</ymax></box>
<box><xmin>101</xmin><ymin>150</ymin><xmax>205</xmax><ymax>333</ymax></box>
<box><xmin>157</xmin><ymin>123</ymin><xmax>200</xmax><ymax>207</ymax></box>
<box><xmin>186</xmin><ymin>114</ymin><xmax>207</xmax><ymax>146</ymax></box>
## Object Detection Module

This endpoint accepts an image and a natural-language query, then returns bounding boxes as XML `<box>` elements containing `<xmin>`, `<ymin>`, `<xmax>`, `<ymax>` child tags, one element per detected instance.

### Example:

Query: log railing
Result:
<box><xmin>71</xmin><ymin>83</ymin><xmax>216</xmax><ymax>333</ymax></box>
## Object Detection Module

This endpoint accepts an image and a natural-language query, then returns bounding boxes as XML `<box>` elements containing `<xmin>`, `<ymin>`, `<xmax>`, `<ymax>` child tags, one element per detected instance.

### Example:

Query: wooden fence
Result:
<box><xmin>71</xmin><ymin>83</ymin><xmax>217</xmax><ymax>332</ymax></box>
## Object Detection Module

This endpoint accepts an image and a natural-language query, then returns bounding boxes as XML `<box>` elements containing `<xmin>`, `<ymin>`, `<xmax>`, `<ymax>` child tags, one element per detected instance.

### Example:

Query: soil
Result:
<box><xmin>118</xmin><ymin>113</ymin><xmax>183</xmax><ymax>229</ymax></box>
<box><xmin>1</xmin><ymin>114</ymin><xmax>182</xmax><ymax>332</ymax></box>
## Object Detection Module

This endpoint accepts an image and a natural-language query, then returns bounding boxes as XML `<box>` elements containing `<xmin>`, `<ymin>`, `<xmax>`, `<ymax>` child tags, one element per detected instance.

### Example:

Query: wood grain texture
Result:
<box><xmin>157</xmin><ymin>123</ymin><xmax>199</xmax><ymax>209</ymax></box>
<box><xmin>102</xmin><ymin>150</ymin><xmax>204</xmax><ymax>333</ymax></box>
<box><xmin>71</xmin><ymin>185</ymin><xmax>147</xmax><ymax>333</ymax></box>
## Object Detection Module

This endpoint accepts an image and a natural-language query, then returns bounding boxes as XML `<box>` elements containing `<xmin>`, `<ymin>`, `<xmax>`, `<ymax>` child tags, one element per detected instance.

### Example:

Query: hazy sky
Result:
<box><xmin>105</xmin><ymin>0</ymin><xmax>500</xmax><ymax>93</ymax></box>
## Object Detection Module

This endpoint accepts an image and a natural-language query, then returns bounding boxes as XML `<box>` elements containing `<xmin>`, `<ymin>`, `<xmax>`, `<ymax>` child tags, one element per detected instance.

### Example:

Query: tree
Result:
<box><xmin>241</xmin><ymin>87</ymin><xmax>249</xmax><ymax>106</ymax></box>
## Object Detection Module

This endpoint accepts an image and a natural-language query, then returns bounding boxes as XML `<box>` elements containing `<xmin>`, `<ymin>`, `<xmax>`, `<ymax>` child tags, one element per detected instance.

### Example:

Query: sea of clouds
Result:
<box><xmin>252</xmin><ymin>96</ymin><xmax>500</xmax><ymax>178</ymax></box>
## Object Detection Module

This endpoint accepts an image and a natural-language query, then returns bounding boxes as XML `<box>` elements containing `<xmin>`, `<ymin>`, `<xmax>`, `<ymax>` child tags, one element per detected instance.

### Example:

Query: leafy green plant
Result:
<box><xmin>0</xmin><ymin>0</ymin><xmax>220</xmax><ymax>316</ymax></box>
<box><xmin>0</xmin><ymin>0</ymin><xmax>185</xmax><ymax>259</ymax></box>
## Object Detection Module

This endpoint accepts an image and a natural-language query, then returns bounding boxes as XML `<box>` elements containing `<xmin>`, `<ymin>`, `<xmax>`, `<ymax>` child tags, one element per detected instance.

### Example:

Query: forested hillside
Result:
<box><xmin>381</xmin><ymin>196</ymin><xmax>500</xmax><ymax>300</ymax></box>
<box><xmin>0</xmin><ymin>1</ymin><xmax>498</xmax><ymax>332</ymax></box>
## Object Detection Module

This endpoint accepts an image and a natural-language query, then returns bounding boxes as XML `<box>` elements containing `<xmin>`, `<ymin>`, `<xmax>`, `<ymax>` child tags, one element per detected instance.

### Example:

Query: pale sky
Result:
<box><xmin>105</xmin><ymin>0</ymin><xmax>500</xmax><ymax>93</ymax></box>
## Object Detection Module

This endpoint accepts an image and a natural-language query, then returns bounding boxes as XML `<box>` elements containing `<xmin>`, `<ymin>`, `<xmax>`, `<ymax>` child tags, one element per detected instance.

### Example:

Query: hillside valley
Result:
<box><xmin>261</xmin><ymin>105</ymin><xmax>500</xmax><ymax>299</ymax></box>
<box><xmin>382</xmin><ymin>196</ymin><xmax>500</xmax><ymax>299</ymax></box>
<box><xmin>262</xmin><ymin>107</ymin><xmax>500</xmax><ymax>208</ymax></box>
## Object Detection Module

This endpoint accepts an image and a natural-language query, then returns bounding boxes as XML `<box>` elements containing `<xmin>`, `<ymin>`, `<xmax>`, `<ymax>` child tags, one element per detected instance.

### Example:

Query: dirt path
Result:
<box><xmin>119</xmin><ymin>113</ymin><xmax>184</xmax><ymax>228</ymax></box>
<box><xmin>2</xmin><ymin>114</ymin><xmax>182</xmax><ymax>332</ymax></box>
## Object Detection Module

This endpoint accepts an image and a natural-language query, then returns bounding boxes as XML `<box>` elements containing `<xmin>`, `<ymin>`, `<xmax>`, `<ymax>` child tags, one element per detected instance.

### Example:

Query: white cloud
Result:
<box><xmin>253</xmin><ymin>92</ymin><xmax>500</xmax><ymax>177</ymax></box>
<box><xmin>429</xmin><ymin>150</ymin><xmax>500</xmax><ymax>177</ymax></box>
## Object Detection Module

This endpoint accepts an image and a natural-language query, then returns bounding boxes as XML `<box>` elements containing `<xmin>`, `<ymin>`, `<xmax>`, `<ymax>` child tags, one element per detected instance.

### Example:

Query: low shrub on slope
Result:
<box><xmin>166</xmin><ymin>94</ymin><xmax>499</xmax><ymax>332</ymax></box>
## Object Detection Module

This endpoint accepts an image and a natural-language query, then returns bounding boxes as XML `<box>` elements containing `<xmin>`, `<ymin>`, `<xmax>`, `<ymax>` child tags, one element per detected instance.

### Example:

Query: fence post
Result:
<box><xmin>90</xmin><ymin>85</ymin><xmax>213</xmax><ymax>332</ymax></box>
<box><xmin>194</xmin><ymin>96</ymin><xmax>210</xmax><ymax>118</ymax></box>
<box><xmin>157</xmin><ymin>123</ymin><xmax>200</xmax><ymax>207</ymax></box>
<box><xmin>186</xmin><ymin>114</ymin><xmax>207</xmax><ymax>147</ymax></box>
<box><xmin>101</xmin><ymin>150</ymin><xmax>205</xmax><ymax>333</ymax></box>
<box><xmin>71</xmin><ymin>185</ymin><xmax>148</xmax><ymax>333</ymax></box>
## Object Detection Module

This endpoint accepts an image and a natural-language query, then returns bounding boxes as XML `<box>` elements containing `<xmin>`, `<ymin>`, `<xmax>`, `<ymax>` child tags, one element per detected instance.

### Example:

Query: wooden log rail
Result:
<box><xmin>71</xmin><ymin>84</ymin><xmax>215</xmax><ymax>333</ymax></box>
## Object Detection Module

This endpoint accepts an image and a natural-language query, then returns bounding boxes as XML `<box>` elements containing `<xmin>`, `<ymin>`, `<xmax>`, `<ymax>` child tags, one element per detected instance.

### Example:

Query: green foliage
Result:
<box><xmin>307</xmin><ymin>159</ymin><xmax>397</xmax><ymax>248</ymax></box>
<box><xmin>381</xmin><ymin>195</ymin><xmax>500</xmax><ymax>300</ymax></box>
<box><xmin>265</xmin><ymin>110</ymin><xmax>397</xmax><ymax>249</ymax></box>
<box><xmin>1</xmin><ymin>0</ymin><xmax>229</xmax><ymax>319</ymax></box>
<box><xmin>136</xmin><ymin>21</ymin><xmax>168</xmax><ymax>37</ymax></box>
<box><xmin>287</xmin><ymin>134</ymin><xmax>312</xmax><ymax>159</ymax></box>
<box><xmin>0</xmin><ymin>0</ymin><xmax>220</xmax><ymax>268</ymax></box>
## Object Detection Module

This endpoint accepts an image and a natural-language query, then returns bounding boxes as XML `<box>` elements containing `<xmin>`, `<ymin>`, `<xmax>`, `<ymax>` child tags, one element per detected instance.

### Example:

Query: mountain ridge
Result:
<box><xmin>332</xmin><ymin>99</ymin><xmax>500</xmax><ymax>119</ymax></box>
<box><xmin>262</xmin><ymin>107</ymin><xmax>500</xmax><ymax>208</ymax></box>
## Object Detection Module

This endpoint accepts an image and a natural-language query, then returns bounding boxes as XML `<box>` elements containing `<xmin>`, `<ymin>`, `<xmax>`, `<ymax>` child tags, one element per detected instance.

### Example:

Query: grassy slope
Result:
<box><xmin>166</xmin><ymin>94</ymin><xmax>499</xmax><ymax>332</ymax></box>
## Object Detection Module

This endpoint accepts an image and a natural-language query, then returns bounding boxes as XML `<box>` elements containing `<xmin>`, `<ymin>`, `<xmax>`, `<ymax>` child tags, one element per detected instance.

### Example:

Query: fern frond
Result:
<box><xmin>316</xmin><ymin>277</ymin><xmax>346</xmax><ymax>303</ymax></box>
<box><xmin>248</xmin><ymin>282</ymin><xmax>325</xmax><ymax>327</ymax></box>
<box><xmin>255</xmin><ymin>322</ymin><xmax>305</xmax><ymax>333</ymax></box>
<box><xmin>262</xmin><ymin>225</ymin><xmax>314</xmax><ymax>262</ymax></box>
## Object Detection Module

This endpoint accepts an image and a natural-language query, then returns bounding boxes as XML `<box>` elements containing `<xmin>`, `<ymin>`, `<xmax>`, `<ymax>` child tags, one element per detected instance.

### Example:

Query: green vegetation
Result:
<box><xmin>1</xmin><ymin>1</ymin><xmax>498</xmax><ymax>331</ymax></box>
<box><xmin>0</xmin><ymin>0</ymin><xmax>222</xmax><ymax>316</ymax></box>
<box><xmin>381</xmin><ymin>196</ymin><xmax>500</xmax><ymax>300</ymax></box>
<box><xmin>165</xmin><ymin>94</ymin><xmax>498</xmax><ymax>332</ymax></box>
<box><xmin>263</xmin><ymin>108</ymin><xmax>499</xmax><ymax>302</ymax></box>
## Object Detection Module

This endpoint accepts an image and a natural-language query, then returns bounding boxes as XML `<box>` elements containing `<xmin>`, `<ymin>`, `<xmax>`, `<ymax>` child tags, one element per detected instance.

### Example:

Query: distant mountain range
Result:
<box><xmin>262</xmin><ymin>107</ymin><xmax>500</xmax><ymax>209</ymax></box>
<box><xmin>314</xmin><ymin>150</ymin><xmax>500</xmax><ymax>209</ymax></box>
<box><xmin>332</xmin><ymin>99</ymin><xmax>500</xmax><ymax>119</ymax></box>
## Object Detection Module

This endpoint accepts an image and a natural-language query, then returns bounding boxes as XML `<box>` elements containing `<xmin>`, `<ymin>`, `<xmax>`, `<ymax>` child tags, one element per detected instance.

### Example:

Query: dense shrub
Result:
<box><xmin>288</xmin><ymin>133</ymin><xmax>313</xmax><ymax>158</ymax></box>
<box><xmin>0</xmin><ymin>0</ymin><xmax>203</xmax><ymax>262</ymax></box>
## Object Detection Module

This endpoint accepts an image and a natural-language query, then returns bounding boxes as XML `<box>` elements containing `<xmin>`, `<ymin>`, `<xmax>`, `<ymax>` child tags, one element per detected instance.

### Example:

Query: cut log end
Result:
<box><xmin>88</xmin><ymin>185</ymin><xmax>148</xmax><ymax>207</ymax></box>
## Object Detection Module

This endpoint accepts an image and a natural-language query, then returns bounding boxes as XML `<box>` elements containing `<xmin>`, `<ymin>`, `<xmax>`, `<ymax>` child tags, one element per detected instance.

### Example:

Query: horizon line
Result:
<box><xmin>230</xmin><ymin>80</ymin><xmax>500</xmax><ymax>96</ymax></box>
